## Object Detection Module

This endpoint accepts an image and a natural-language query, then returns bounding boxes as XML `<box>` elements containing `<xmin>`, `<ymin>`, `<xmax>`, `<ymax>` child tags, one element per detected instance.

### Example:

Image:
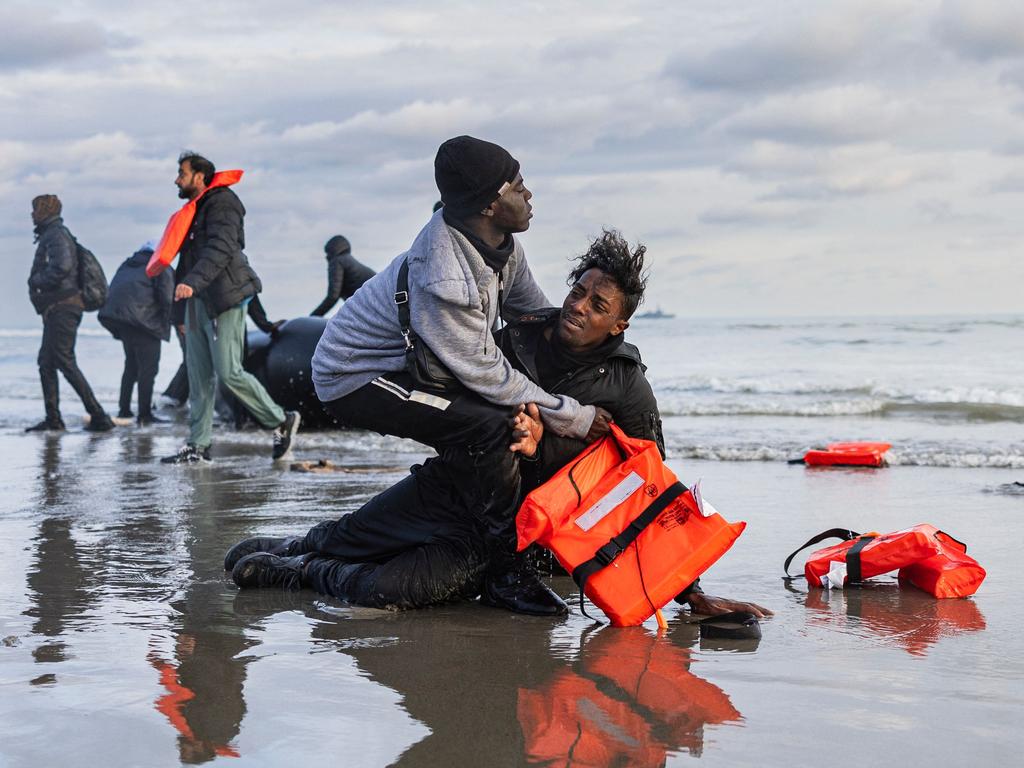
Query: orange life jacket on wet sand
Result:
<box><xmin>784</xmin><ymin>524</ymin><xmax>985</xmax><ymax>598</ymax></box>
<box><xmin>145</xmin><ymin>170</ymin><xmax>244</xmax><ymax>278</ymax></box>
<box><xmin>517</xmin><ymin>423</ymin><xmax>745</xmax><ymax>627</ymax></box>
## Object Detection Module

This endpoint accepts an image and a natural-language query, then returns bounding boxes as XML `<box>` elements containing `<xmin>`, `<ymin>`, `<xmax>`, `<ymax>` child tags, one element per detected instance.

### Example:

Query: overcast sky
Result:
<box><xmin>2</xmin><ymin>0</ymin><xmax>1023</xmax><ymax>326</ymax></box>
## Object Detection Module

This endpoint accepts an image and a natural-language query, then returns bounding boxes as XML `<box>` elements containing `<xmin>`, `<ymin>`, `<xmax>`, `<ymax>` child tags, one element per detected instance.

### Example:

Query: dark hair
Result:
<box><xmin>568</xmin><ymin>229</ymin><xmax>648</xmax><ymax>319</ymax></box>
<box><xmin>178</xmin><ymin>151</ymin><xmax>215</xmax><ymax>185</ymax></box>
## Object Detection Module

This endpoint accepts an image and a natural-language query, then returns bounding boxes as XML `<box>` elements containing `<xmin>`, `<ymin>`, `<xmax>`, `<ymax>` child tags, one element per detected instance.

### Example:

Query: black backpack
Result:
<box><xmin>67</xmin><ymin>229</ymin><xmax>108</xmax><ymax>311</ymax></box>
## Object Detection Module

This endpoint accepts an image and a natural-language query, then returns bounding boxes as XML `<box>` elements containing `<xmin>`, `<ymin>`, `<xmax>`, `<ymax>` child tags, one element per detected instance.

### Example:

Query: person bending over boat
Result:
<box><xmin>225</xmin><ymin>230</ymin><xmax>768</xmax><ymax>619</ymax></box>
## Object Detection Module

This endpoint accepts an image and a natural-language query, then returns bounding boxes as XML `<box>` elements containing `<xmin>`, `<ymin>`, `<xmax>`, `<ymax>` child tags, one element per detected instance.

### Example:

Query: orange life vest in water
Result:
<box><xmin>516</xmin><ymin>423</ymin><xmax>746</xmax><ymax>626</ymax></box>
<box><xmin>803</xmin><ymin>442</ymin><xmax>891</xmax><ymax>467</ymax></box>
<box><xmin>145</xmin><ymin>170</ymin><xmax>244</xmax><ymax>277</ymax></box>
<box><xmin>784</xmin><ymin>524</ymin><xmax>985</xmax><ymax>598</ymax></box>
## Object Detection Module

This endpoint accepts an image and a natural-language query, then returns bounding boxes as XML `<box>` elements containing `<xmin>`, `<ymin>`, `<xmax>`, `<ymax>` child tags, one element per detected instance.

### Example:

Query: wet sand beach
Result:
<box><xmin>0</xmin><ymin>421</ymin><xmax>1019</xmax><ymax>767</ymax></box>
<box><xmin>2</xmin><ymin>316</ymin><xmax>1021</xmax><ymax>765</ymax></box>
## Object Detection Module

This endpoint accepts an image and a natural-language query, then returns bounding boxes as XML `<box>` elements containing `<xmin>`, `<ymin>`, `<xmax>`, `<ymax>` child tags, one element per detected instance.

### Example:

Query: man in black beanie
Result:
<box><xmin>226</xmin><ymin>135</ymin><xmax>612</xmax><ymax>616</ymax></box>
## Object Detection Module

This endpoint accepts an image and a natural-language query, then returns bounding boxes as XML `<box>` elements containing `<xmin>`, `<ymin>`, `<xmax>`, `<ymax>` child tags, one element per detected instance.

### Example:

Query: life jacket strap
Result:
<box><xmin>572</xmin><ymin>481</ymin><xmax>688</xmax><ymax>622</ymax></box>
<box><xmin>845</xmin><ymin>535</ymin><xmax>876</xmax><ymax>584</ymax></box>
<box><xmin>782</xmin><ymin>528</ymin><xmax>861</xmax><ymax>580</ymax></box>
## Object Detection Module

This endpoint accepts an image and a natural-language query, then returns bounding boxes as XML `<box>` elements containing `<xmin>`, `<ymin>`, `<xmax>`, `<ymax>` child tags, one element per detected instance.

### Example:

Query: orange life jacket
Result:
<box><xmin>784</xmin><ymin>524</ymin><xmax>985</xmax><ymax>598</ymax></box>
<box><xmin>517</xmin><ymin>423</ymin><xmax>746</xmax><ymax>626</ymax></box>
<box><xmin>803</xmin><ymin>442</ymin><xmax>891</xmax><ymax>467</ymax></box>
<box><xmin>145</xmin><ymin>170</ymin><xmax>244</xmax><ymax>278</ymax></box>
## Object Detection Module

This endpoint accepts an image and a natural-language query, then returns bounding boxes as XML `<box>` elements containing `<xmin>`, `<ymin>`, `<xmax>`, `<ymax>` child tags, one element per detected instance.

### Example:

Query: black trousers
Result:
<box><xmin>300</xmin><ymin>471</ymin><xmax>489</xmax><ymax>609</ymax></box>
<box><xmin>118</xmin><ymin>326</ymin><xmax>162</xmax><ymax>418</ymax></box>
<box><xmin>38</xmin><ymin>304</ymin><xmax>104</xmax><ymax>420</ymax></box>
<box><xmin>296</xmin><ymin>372</ymin><xmax>520</xmax><ymax>608</ymax></box>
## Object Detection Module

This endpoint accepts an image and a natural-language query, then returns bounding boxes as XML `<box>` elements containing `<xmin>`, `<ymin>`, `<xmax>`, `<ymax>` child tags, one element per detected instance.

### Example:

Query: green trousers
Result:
<box><xmin>185</xmin><ymin>297</ymin><xmax>284</xmax><ymax>448</ymax></box>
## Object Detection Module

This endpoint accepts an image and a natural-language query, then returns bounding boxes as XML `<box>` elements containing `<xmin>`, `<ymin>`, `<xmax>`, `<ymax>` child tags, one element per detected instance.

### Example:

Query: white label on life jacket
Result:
<box><xmin>575</xmin><ymin>471</ymin><xmax>645</xmax><ymax>532</ymax></box>
<box><xmin>821</xmin><ymin>561</ymin><xmax>847</xmax><ymax>590</ymax></box>
<box><xmin>691</xmin><ymin>479</ymin><xmax>720</xmax><ymax>518</ymax></box>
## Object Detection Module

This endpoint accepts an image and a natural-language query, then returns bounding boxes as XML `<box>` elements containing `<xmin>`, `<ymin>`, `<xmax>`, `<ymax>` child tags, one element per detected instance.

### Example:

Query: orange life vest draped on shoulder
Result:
<box><xmin>145</xmin><ymin>170</ymin><xmax>244</xmax><ymax>278</ymax></box>
<box><xmin>517</xmin><ymin>423</ymin><xmax>745</xmax><ymax>627</ymax></box>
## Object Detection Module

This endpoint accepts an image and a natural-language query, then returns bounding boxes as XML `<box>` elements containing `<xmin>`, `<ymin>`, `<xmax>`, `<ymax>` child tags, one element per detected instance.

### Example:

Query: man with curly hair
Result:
<box><xmin>506</xmin><ymin>230</ymin><xmax>770</xmax><ymax>618</ymax></box>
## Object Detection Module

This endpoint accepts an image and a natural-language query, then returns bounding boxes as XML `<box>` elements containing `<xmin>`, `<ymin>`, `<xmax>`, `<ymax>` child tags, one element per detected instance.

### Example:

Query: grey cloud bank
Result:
<box><xmin>1</xmin><ymin>0</ymin><xmax>1022</xmax><ymax>328</ymax></box>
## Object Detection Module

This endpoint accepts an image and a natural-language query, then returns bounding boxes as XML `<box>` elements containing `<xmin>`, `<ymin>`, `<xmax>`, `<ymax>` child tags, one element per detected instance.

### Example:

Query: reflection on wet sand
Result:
<box><xmin>802</xmin><ymin>584</ymin><xmax>986</xmax><ymax>657</ymax></box>
<box><xmin>290</xmin><ymin>604</ymin><xmax>743</xmax><ymax>766</ymax></box>
<box><xmin>141</xmin><ymin>469</ymin><xmax>274</xmax><ymax>764</ymax></box>
<box><xmin>24</xmin><ymin>436</ymin><xmax>96</xmax><ymax>677</ymax></box>
<box><xmin>520</xmin><ymin>627</ymin><xmax>742</xmax><ymax>764</ymax></box>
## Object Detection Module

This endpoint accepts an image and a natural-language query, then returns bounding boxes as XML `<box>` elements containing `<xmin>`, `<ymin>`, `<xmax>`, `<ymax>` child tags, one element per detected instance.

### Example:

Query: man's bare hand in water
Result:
<box><xmin>585</xmin><ymin>406</ymin><xmax>614</xmax><ymax>442</ymax></box>
<box><xmin>685</xmin><ymin>593</ymin><xmax>773</xmax><ymax>619</ymax></box>
<box><xmin>510</xmin><ymin>403</ymin><xmax>543</xmax><ymax>457</ymax></box>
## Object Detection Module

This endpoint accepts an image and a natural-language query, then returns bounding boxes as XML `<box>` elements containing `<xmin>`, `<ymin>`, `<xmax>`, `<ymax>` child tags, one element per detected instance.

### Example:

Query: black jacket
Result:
<box><xmin>98</xmin><ymin>249</ymin><xmax>175</xmax><ymax>341</ymax></box>
<box><xmin>310</xmin><ymin>243</ymin><xmax>376</xmax><ymax>316</ymax></box>
<box><xmin>28</xmin><ymin>216</ymin><xmax>80</xmax><ymax>314</ymax></box>
<box><xmin>175</xmin><ymin>186</ymin><xmax>261</xmax><ymax>317</ymax></box>
<box><xmin>497</xmin><ymin>308</ymin><xmax>664</xmax><ymax>491</ymax></box>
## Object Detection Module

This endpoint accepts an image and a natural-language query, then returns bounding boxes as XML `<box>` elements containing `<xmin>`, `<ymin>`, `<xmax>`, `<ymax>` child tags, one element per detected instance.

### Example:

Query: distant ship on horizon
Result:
<box><xmin>635</xmin><ymin>306</ymin><xmax>676</xmax><ymax>320</ymax></box>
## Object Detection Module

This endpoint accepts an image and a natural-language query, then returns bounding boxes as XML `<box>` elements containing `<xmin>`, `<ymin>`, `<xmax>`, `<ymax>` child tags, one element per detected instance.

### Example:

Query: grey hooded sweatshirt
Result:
<box><xmin>312</xmin><ymin>210</ymin><xmax>596</xmax><ymax>439</ymax></box>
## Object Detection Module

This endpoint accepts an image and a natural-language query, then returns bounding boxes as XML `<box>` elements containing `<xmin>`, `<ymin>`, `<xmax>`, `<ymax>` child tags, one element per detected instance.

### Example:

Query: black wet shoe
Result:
<box><xmin>480</xmin><ymin>564</ymin><xmax>568</xmax><ymax>616</ymax></box>
<box><xmin>25</xmin><ymin>418</ymin><xmax>66</xmax><ymax>433</ymax></box>
<box><xmin>223</xmin><ymin>536</ymin><xmax>301</xmax><ymax>571</ymax></box>
<box><xmin>160</xmin><ymin>444</ymin><xmax>212</xmax><ymax>464</ymax></box>
<box><xmin>271</xmin><ymin>411</ymin><xmax>300</xmax><ymax>460</ymax></box>
<box><xmin>232</xmin><ymin>553</ymin><xmax>307</xmax><ymax>590</ymax></box>
<box><xmin>84</xmin><ymin>414</ymin><xmax>115</xmax><ymax>432</ymax></box>
<box><xmin>117</xmin><ymin>409</ymin><xmax>134</xmax><ymax>419</ymax></box>
<box><xmin>137</xmin><ymin>414</ymin><xmax>168</xmax><ymax>426</ymax></box>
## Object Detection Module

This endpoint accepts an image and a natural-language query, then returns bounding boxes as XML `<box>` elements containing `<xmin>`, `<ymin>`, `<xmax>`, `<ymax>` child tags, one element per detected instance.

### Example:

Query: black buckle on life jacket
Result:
<box><xmin>594</xmin><ymin>538</ymin><xmax>626</xmax><ymax>566</ymax></box>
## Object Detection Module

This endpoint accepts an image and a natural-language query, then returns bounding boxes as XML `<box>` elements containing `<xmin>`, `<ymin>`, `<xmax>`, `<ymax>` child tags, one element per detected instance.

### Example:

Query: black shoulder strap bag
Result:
<box><xmin>395</xmin><ymin>258</ymin><xmax>459</xmax><ymax>392</ymax></box>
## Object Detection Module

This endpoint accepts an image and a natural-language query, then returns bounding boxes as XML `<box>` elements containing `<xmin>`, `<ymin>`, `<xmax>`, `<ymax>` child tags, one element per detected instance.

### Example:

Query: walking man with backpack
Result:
<box><xmin>26</xmin><ymin>194</ymin><xmax>114</xmax><ymax>433</ymax></box>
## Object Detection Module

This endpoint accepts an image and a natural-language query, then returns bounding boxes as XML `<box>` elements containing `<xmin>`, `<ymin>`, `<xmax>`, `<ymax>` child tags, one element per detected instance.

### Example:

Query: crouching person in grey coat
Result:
<box><xmin>98</xmin><ymin>241</ymin><xmax>174</xmax><ymax>425</ymax></box>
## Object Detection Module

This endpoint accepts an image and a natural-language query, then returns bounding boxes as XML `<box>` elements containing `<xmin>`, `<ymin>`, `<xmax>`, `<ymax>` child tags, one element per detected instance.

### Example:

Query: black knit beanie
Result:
<box><xmin>434</xmin><ymin>136</ymin><xmax>520</xmax><ymax>217</ymax></box>
<box><xmin>32</xmin><ymin>194</ymin><xmax>62</xmax><ymax>222</ymax></box>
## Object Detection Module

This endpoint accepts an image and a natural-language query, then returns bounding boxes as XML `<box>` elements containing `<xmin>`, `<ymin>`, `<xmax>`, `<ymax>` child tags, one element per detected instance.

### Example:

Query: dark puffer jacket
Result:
<box><xmin>497</xmin><ymin>308</ymin><xmax>664</xmax><ymax>491</ymax></box>
<box><xmin>28</xmin><ymin>216</ymin><xmax>80</xmax><ymax>314</ymax></box>
<box><xmin>310</xmin><ymin>238</ymin><xmax>377</xmax><ymax>316</ymax></box>
<box><xmin>175</xmin><ymin>186</ymin><xmax>261</xmax><ymax>317</ymax></box>
<box><xmin>98</xmin><ymin>249</ymin><xmax>175</xmax><ymax>341</ymax></box>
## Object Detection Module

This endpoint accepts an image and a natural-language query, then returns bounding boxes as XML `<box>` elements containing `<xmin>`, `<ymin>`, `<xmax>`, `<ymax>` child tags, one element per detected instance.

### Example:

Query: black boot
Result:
<box><xmin>232</xmin><ymin>553</ymin><xmax>308</xmax><ymax>590</ymax></box>
<box><xmin>480</xmin><ymin>560</ymin><xmax>568</xmax><ymax>616</ymax></box>
<box><xmin>136</xmin><ymin>413</ymin><xmax>168</xmax><ymax>426</ymax></box>
<box><xmin>223</xmin><ymin>536</ymin><xmax>303</xmax><ymax>571</ymax></box>
<box><xmin>25</xmin><ymin>418</ymin><xmax>66</xmax><ymax>433</ymax></box>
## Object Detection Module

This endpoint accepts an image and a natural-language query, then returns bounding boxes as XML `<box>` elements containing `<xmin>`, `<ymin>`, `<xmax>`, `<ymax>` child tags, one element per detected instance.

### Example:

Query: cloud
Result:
<box><xmin>0</xmin><ymin>9</ymin><xmax>119</xmax><ymax>71</ymax></box>
<box><xmin>698</xmin><ymin>203</ymin><xmax>817</xmax><ymax>229</ymax></box>
<box><xmin>719</xmin><ymin>85</ymin><xmax>913</xmax><ymax>146</ymax></box>
<box><xmin>663</xmin><ymin>5</ymin><xmax>893</xmax><ymax>93</ymax></box>
<box><xmin>935</xmin><ymin>0</ymin><xmax>1024</xmax><ymax>60</ymax></box>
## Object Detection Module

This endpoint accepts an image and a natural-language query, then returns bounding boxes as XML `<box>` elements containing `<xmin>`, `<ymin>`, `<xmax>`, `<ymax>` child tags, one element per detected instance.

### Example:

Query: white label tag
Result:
<box><xmin>575</xmin><ymin>471</ymin><xmax>645</xmax><ymax>532</ymax></box>
<box><xmin>691</xmin><ymin>478</ymin><xmax>717</xmax><ymax>518</ymax></box>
